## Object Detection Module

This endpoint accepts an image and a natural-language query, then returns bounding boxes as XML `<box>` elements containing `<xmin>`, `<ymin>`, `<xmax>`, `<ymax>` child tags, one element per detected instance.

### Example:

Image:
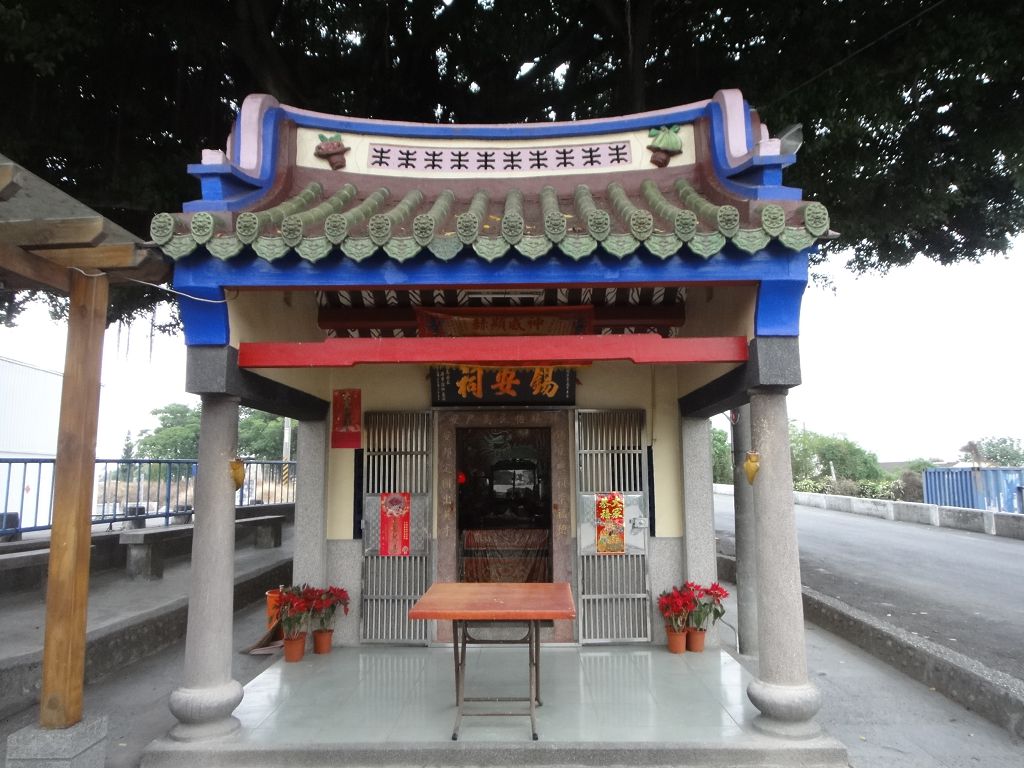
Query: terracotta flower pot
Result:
<box><xmin>686</xmin><ymin>628</ymin><xmax>706</xmax><ymax>652</ymax></box>
<box><xmin>312</xmin><ymin>629</ymin><xmax>334</xmax><ymax>654</ymax></box>
<box><xmin>266</xmin><ymin>589</ymin><xmax>282</xmax><ymax>630</ymax></box>
<box><xmin>666</xmin><ymin>628</ymin><xmax>687</xmax><ymax>654</ymax></box>
<box><xmin>283</xmin><ymin>634</ymin><xmax>307</xmax><ymax>662</ymax></box>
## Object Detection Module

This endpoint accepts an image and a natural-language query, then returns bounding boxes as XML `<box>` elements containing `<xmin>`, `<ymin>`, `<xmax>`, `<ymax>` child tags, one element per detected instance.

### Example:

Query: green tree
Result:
<box><xmin>906</xmin><ymin>458</ymin><xmax>937</xmax><ymax>472</ymax></box>
<box><xmin>134</xmin><ymin>404</ymin><xmax>202</xmax><ymax>461</ymax></box>
<box><xmin>133</xmin><ymin>403</ymin><xmax>292</xmax><ymax>462</ymax></box>
<box><xmin>2</xmin><ymin>1</ymin><xmax>1022</xmax><ymax>326</ymax></box>
<box><xmin>788</xmin><ymin>423</ymin><xmax>884</xmax><ymax>483</ymax></box>
<box><xmin>238</xmin><ymin>408</ymin><xmax>296</xmax><ymax>460</ymax></box>
<box><xmin>711</xmin><ymin>427</ymin><xmax>732</xmax><ymax>484</ymax></box>
<box><xmin>962</xmin><ymin>436</ymin><xmax>1024</xmax><ymax>467</ymax></box>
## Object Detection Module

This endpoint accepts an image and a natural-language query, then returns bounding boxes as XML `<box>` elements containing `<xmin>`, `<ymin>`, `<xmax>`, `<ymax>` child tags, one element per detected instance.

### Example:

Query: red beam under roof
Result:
<box><xmin>237</xmin><ymin>335</ymin><xmax>749</xmax><ymax>368</ymax></box>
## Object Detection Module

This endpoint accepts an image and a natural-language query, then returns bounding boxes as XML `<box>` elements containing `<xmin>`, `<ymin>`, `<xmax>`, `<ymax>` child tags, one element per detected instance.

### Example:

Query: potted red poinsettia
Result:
<box><xmin>306</xmin><ymin>585</ymin><xmax>350</xmax><ymax>654</ymax></box>
<box><xmin>686</xmin><ymin>581</ymin><xmax>730</xmax><ymax>652</ymax></box>
<box><xmin>657</xmin><ymin>585</ymin><xmax>697</xmax><ymax>654</ymax></box>
<box><xmin>277</xmin><ymin>587</ymin><xmax>312</xmax><ymax>662</ymax></box>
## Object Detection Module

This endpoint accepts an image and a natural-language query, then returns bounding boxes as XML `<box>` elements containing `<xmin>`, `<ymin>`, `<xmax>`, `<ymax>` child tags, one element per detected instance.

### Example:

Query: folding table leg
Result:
<box><xmin>452</xmin><ymin>620</ymin><xmax>467</xmax><ymax>740</ymax></box>
<box><xmin>528</xmin><ymin>621</ymin><xmax>538</xmax><ymax>740</ymax></box>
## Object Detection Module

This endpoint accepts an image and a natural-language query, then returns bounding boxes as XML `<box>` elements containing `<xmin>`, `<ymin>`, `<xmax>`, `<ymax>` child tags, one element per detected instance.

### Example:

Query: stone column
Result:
<box><xmin>168</xmin><ymin>394</ymin><xmax>243</xmax><ymax>741</ymax></box>
<box><xmin>746</xmin><ymin>389</ymin><xmax>821</xmax><ymax>737</ymax></box>
<box><xmin>292</xmin><ymin>419</ymin><xmax>328</xmax><ymax>587</ymax></box>
<box><xmin>731</xmin><ymin>404</ymin><xmax>758</xmax><ymax>655</ymax></box>
<box><xmin>681</xmin><ymin>416</ymin><xmax>717</xmax><ymax>585</ymax></box>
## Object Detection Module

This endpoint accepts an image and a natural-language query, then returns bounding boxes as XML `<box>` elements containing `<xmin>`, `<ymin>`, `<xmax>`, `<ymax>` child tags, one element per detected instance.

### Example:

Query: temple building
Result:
<box><xmin>148</xmin><ymin>89</ymin><xmax>834</xmax><ymax>750</ymax></box>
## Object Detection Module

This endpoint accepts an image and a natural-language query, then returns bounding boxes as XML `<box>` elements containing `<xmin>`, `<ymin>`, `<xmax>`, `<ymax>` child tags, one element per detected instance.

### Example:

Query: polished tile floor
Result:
<box><xmin>235</xmin><ymin>643</ymin><xmax>764</xmax><ymax>744</ymax></box>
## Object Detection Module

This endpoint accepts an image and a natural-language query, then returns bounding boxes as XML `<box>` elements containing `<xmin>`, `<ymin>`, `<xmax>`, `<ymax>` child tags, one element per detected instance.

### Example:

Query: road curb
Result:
<box><xmin>718</xmin><ymin>553</ymin><xmax>1024</xmax><ymax>741</ymax></box>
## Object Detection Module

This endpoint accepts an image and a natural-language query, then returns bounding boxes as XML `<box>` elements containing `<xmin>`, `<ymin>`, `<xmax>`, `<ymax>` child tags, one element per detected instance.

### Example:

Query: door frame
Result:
<box><xmin>435</xmin><ymin>408</ymin><xmax>575</xmax><ymax>642</ymax></box>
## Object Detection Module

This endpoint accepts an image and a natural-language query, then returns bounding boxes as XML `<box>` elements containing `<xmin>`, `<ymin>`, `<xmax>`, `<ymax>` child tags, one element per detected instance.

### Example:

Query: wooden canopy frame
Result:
<box><xmin>0</xmin><ymin>154</ymin><xmax>169</xmax><ymax>730</ymax></box>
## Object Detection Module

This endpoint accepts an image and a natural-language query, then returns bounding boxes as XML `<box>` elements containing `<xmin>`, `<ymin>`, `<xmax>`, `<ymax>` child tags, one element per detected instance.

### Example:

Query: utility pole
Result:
<box><xmin>282</xmin><ymin>417</ymin><xmax>292</xmax><ymax>486</ymax></box>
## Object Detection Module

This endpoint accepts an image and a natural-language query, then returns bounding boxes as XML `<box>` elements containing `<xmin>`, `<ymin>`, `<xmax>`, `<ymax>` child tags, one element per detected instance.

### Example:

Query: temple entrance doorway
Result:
<box><xmin>435</xmin><ymin>409</ymin><xmax>574</xmax><ymax>642</ymax></box>
<box><xmin>455</xmin><ymin>426</ymin><xmax>552</xmax><ymax>583</ymax></box>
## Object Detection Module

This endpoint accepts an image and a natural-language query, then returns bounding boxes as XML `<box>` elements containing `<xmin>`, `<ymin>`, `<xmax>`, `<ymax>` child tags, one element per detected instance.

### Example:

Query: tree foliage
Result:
<box><xmin>961</xmin><ymin>436</ymin><xmax>1024</xmax><ymax>467</ymax></box>
<box><xmin>237</xmin><ymin>407</ymin><xmax>295</xmax><ymax>460</ymax></box>
<box><xmin>132</xmin><ymin>403</ymin><xmax>291</xmax><ymax>461</ymax></box>
<box><xmin>789</xmin><ymin>423</ymin><xmax>884</xmax><ymax>483</ymax></box>
<box><xmin>3</xmin><ymin>1</ymin><xmax>1021</xmax><ymax>326</ymax></box>
<box><xmin>711</xmin><ymin>427</ymin><xmax>732</xmax><ymax>484</ymax></box>
<box><xmin>134</xmin><ymin>404</ymin><xmax>202</xmax><ymax>461</ymax></box>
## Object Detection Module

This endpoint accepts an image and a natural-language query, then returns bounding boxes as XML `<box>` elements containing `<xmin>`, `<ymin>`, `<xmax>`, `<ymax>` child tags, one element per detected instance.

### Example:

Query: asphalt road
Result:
<box><xmin>714</xmin><ymin>494</ymin><xmax>1024</xmax><ymax>683</ymax></box>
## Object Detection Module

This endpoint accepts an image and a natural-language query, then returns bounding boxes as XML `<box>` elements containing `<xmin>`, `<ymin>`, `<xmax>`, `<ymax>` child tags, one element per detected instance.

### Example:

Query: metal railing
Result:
<box><xmin>1</xmin><ymin>458</ymin><xmax>296</xmax><ymax>538</ymax></box>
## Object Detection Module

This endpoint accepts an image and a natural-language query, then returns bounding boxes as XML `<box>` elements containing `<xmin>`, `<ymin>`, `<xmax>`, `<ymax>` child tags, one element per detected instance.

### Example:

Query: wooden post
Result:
<box><xmin>39</xmin><ymin>269</ymin><xmax>109</xmax><ymax>729</ymax></box>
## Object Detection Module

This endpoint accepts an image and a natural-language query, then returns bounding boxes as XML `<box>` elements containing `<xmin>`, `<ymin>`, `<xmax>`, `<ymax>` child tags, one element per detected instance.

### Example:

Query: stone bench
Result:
<box><xmin>235</xmin><ymin>514</ymin><xmax>285</xmax><ymax>549</ymax></box>
<box><xmin>119</xmin><ymin>524</ymin><xmax>193</xmax><ymax>580</ymax></box>
<box><xmin>0</xmin><ymin>546</ymin><xmax>94</xmax><ymax>591</ymax></box>
<box><xmin>0</xmin><ymin>548</ymin><xmax>50</xmax><ymax>573</ymax></box>
<box><xmin>118</xmin><ymin>514</ymin><xmax>285</xmax><ymax>579</ymax></box>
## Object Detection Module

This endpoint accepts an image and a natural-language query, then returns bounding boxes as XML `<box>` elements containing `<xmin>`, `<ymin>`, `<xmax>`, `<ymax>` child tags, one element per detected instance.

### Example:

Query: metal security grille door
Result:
<box><xmin>576</xmin><ymin>409</ymin><xmax>651</xmax><ymax>643</ymax></box>
<box><xmin>361</xmin><ymin>412</ymin><xmax>432</xmax><ymax>643</ymax></box>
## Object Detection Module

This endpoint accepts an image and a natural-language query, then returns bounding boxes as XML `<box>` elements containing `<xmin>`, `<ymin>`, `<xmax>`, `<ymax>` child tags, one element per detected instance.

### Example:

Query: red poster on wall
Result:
<box><xmin>596</xmin><ymin>492</ymin><xmax>625</xmax><ymax>554</ymax></box>
<box><xmin>331</xmin><ymin>389</ymin><xmax>361</xmax><ymax>449</ymax></box>
<box><xmin>380</xmin><ymin>492</ymin><xmax>411</xmax><ymax>556</ymax></box>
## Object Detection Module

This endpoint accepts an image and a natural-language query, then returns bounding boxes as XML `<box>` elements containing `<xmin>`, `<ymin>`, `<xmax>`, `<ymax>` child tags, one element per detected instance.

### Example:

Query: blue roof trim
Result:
<box><xmin>281</xmin><ymin>104</ymin><xmax>710</xmax><ymax>140</ymax></box>
<box><xmin>707</xmin><ymin>101</ymin><xmax>802</xmax><ymax>201</ymax></box>
<box><xmin>186</xmin><ymin>107</ymin><xmax>282</xmax><ymax>210</ymax></box>
<box><xmin>173</xmin><ymin>283</ymin><xmax>230</xmax><ymax>346</ymax></box>
<box><xmin>172</xmin><ymin>245</ymin><xmax>809</xmax><ymax>345</ymax></box>
<box><xmin>743</xmin><ymin>99</ymin><xmax>754</xmax><ymax>153</ymax></box>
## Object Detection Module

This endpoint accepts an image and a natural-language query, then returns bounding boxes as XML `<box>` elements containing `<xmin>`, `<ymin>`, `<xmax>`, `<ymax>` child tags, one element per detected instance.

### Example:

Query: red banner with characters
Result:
<box><xmin>596</xmin><ymin>492</ymin><xmax>625</xmax><ymax>554</ymax></box>
<box><xmin>331</xmin><ymin>389</ymin><xmax>361</xmax><ymax>449</ymax></box>
<box><xmin>380</xmin><ymin>492</ymin><xmax>411</xmax><ymax>556</ymax></box>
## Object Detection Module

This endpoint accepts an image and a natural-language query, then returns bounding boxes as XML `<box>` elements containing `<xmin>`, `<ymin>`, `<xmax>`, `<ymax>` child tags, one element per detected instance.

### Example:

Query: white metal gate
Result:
<box><xmin>360</xmin><ymin>411</ymin><xmax>432</xmax><ymax>643</ymax></box>
<box><xmin>575</xmin><ymin>409</ymin><xmax>651</xmax><ymax>643</ymax></box>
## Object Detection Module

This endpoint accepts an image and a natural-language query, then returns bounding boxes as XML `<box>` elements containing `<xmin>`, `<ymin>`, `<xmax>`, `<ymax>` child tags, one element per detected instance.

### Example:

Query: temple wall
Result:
<box><xmin>326</xmin><ymin>365</ymin><xmax>431</xmax><ymax>540</ymax></box>
<box><xmin>317</xmin><ymin>361</ymin><xmax>699</xmax><ymax>542</ymax></box>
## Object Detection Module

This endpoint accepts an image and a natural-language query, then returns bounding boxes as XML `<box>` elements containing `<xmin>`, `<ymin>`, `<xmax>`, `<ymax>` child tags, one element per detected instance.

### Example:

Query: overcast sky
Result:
<box><xmin>2</xmin><ymin>244</ymin><xmax>1021</xmax><ymax>462</ymax></box>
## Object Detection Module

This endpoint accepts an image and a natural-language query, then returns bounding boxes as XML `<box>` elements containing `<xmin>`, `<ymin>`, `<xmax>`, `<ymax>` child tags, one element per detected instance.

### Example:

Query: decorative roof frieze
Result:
<box><xmin>154</xmin><ymin>178</ymin><xmax>829</xmax><ymax>265</ymax></box>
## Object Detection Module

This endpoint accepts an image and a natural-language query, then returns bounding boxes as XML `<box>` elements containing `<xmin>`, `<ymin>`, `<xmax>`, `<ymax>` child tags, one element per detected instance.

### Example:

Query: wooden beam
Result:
<box><xmin>0</xmin><ymin>163</ymin><xmax>14</xmax><ymax>196</ymax></box>
<box><xmin>29</xmin><ymin>242</ymin><xmax>140</xmax><ymax>270</ymax></box>
<box><xmin>0</xmin><ymin>242</ymin><xmax>71</xmax><ymax>293</ymax></box>
<box><xmin>316</xmin><ymin>304</ymin><xmax>687</xmax><ymax>332</ymax></box>
<box><xmin>239</xmin><ymin>334</ymin><xmax>748</xmax><ymax>368</ymax></box>
<box><xmin>40</xmin><ymin>269</ymin><xmax>108</xmax><ymax>729</ymax></box>
<box><xmin>0</xmin><ymin>215</ymin><xmax>104</xmax><ymax>248</ymax></box>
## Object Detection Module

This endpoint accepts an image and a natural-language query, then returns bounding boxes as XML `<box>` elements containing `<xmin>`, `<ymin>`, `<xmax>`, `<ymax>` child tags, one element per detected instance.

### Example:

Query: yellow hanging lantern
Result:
<box><xmin>743</xmin><ymin>451</ymin><xmax>761</xmax><ymax>485</ymax></box>
<box><xmin>230</xmin><ymin>459</ymin><xmax>245</xmax><ymax>490</ymax></box>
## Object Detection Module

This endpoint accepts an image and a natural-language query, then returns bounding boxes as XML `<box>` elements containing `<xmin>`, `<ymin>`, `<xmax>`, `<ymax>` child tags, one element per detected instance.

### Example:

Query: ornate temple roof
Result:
<box><xmin>151</xmin><ymin>90</ymin><xmax>831</xmax><ymax>266</ymax></box>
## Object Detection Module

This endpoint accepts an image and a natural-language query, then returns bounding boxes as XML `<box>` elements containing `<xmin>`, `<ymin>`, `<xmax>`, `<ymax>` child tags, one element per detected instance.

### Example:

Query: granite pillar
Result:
<box><xmin>168</xmin><ymin>395</ymin><xmax>243</xmax><ymax>741</ymax></box>
<box><xmin>731</xmin><ymin>404</ymin><xmax>758</xmax><ymax>655</ymax></box>
<box><xmin>292</xmin><ymin>419</ymin><xmax>328</xmax><ymax>587</ymax></box>
<box><xmin>746</xmin><ymin>390</ymin><xmax>821</xmax><ymax>737</ymax></box>
<box><xmin>681</xmin><ymin>416</ymin><xmax>717</xmax><ymax>585</ymax></box>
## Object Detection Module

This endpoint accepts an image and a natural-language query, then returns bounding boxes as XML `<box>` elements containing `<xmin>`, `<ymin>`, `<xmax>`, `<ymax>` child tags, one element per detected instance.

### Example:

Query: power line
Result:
<box><xmin>766</xmin><ymin>0</ymin><xmax>952</xmax><ymax>109</ymax></box>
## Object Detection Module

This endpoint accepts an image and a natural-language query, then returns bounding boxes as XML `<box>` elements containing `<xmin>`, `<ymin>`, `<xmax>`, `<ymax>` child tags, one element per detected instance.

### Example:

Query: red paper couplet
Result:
<box><xmin>331</xmin><ymin>389</ymin><xmax>362</xmax><ymax>449</ymax></box>
<box><xmin>380</xmin><ymin>492</ymin><xmax>411</xmax><ymax>556</ymax></box>
<box><xmin>596</xmin><ymin>492</ymin><xmax>625</xmax><ymax>554</ymax></box>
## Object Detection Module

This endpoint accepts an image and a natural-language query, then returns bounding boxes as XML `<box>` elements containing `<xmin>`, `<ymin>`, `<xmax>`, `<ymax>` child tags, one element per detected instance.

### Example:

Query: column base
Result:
<box><xmin>747</xmin><ymin>679</ymin><xmax>821</xmax><ymax>739</ymax></box>
<box><xmin>6</xmin><ymin>716</ymin><xmax>108</xmax><ymax>768</ymax></box>
<box><xmin>168</xmin><ymin>680</ymin><xmax>244</xmax><ymax>742</ymax></box>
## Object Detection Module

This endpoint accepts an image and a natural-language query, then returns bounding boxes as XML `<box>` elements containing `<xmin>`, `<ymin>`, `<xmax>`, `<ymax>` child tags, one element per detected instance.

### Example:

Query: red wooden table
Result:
<box><xmin>408</xmin><ymin>582</ymin><xmax>576</xmax><ymax>740</ymax></box>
